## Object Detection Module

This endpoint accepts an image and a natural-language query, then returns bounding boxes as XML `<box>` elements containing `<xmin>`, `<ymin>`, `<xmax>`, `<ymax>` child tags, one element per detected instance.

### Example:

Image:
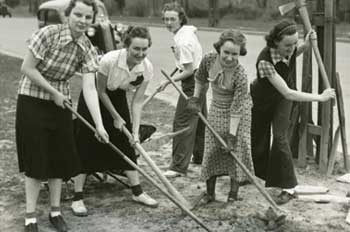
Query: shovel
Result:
<box><xmin>161</xmin><ymin>69</ymin><xmax>287</xmax><ymax>224</ymax></box>
<box><xmin>64</xmin><ymin>102</ymin><xmax>213</xmax><ymax>232</ymax></box>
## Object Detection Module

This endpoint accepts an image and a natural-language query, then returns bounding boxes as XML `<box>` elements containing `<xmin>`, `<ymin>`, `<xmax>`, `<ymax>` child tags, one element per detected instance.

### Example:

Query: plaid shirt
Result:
<box><xmin>18</xmin><ymin>23</ymin><xmax>99</xmax><ymax>100</ymax></box>
<box><xmin>257</xmin><ymin>48</ymin><xmax>291</xmax><ymax>79</ymax></box>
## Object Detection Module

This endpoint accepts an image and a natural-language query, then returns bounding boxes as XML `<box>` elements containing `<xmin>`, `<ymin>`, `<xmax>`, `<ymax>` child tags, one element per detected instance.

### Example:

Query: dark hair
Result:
<box><xmin>213</xmin><ymin>29</ymin><xmax>247</xmax><ymax>56</ymax></box>
<box><xmin>65</xmin><ymin>0</ymin><xmax>98</xmax><ymax>22</ymax></box>
<box><xmin>162</xmin><ymin>2</ymin><xmax>188</xmax><ymax>26</ymax></box>
<box><xmin>265</xmin><ymin>19</ymin><xmax>297</xmax><ymax>48</ymax></box>
<box><xmin>123</xmin><ymin>26</ymin><xmax>152</xmax><ymax>48</ymax></box>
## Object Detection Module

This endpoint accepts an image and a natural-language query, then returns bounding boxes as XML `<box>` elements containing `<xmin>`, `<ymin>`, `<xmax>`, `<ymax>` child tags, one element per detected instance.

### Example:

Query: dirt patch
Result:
<box><xmin>1</xmin><ymin>54</ymin><xmax>350</xmax><ymax>232</ymax></box>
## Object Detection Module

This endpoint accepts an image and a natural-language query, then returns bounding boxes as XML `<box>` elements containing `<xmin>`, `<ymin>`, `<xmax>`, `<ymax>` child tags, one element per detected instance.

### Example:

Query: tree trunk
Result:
<box><xmin>208</xmin><ymin>0</ymin><xmax>219</xmax><ymax>27</ymax></box>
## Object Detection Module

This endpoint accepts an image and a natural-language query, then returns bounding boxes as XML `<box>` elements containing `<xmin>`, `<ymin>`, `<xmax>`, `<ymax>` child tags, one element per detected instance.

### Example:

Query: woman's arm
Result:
<box><xmin>131</xmin><ymin>80</ymin><xmax>149</xmax><ymax>141</ymax></box>
<box><xmin>158</xmin><ymin>62</ymin><xmax>194</xmax><ymax>91</ymax></box>
<box><xmin>96</xmin><ymin>72</ymin><xmax>125</xmax><ymax>128</ymax></box>
<box><xmin>267</xmin><ymin>71</ymin><xmax>334</xmax><ymax>102</ymax></box>
<box><xmin>82</xmin><ymin>72</ymin><xmax>109</xmax><ymax>142</ymax></box>
<box><xmin>296</xmin><ymin>30</ymin><xmax>314</xmax><ymax>56</ymax></box>
<box><xmin>21</xmin><ymin>50</ymin><xmax>67</xmax><ymax>107</ymax></box>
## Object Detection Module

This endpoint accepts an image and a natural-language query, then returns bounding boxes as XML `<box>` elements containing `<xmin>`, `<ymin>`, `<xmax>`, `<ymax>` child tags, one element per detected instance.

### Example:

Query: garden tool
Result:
<box><xmin>161</xmin><ymin>69</ymin><xmax>287</xmax><ymax>225</ymax></box>
<box><xmin>142</xmin><ymin>67</ymin><xmax>178</xmax><ymax>108</ymax></box>
<box><xmin>64</xmin><ymin>101</ymin><xmax>213</xmax><ymax>232</ymax></box>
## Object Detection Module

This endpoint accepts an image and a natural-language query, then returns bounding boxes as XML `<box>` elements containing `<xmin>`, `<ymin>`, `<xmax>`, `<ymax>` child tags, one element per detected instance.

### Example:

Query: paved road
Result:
<box><xmin>1</xmin><ymin>17</ymin><xmax>349</xmax><ymax>153</ymax></box>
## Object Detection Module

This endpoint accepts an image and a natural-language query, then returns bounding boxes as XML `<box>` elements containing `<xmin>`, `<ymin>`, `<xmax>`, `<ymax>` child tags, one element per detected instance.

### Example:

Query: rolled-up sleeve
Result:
<box><xmin>257</xmin><ymin>60</ymin><xmax>276</xmax><ymax>79</ymax></box>
<box><xmin>194</xmin><ymin>55</ymin><xmax>209</xmax><ymax>84</ymax></box>
<box><xmin>27</xmin><ymin>28</ymin><xmax>50</xmax><ymax>60</ymax></box>
<box><xmin>81</xmin><ymin>44</ymin><xmax>99</xmax><ymax>74</ymax></box>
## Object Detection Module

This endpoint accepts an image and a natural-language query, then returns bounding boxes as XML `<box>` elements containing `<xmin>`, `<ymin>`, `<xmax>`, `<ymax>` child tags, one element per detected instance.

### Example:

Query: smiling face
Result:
<box><xmin>67</xmin><ymin>1</ymin><xmax>94</xmax><ymax>38</ymax></box>
<box><xmin>126</xmin><ymin>37</ymin><xmax>150</xmax><ymax>67</ymax></box>
<box><xmin>163</xmin><ymin>10</ymin><xmax>181</xmax><ymax>34</ymax></box>
<box><xmin>275</xmin><ymin>32</ymin><xmax>298</xmax><ymax>58</ymax></box>
<box><xmin>219</xmin><ymin>40</ymin><xmax>240</xmax><ymax>68</ymax></box>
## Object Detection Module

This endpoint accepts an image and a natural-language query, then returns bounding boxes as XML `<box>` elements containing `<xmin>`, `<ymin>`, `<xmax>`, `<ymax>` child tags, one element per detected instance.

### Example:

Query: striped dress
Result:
<box><xmin>196</xmin><ymin>53</ymin><xmax>254</xmax><ymax>182</ymax></box>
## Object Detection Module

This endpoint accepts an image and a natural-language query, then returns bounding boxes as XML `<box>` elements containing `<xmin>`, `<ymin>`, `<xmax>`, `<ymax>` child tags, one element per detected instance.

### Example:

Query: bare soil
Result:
<box><xmin>1</xmin><ymin>54</ymin><xmax>350</xmax><ymax>232</ymax></box>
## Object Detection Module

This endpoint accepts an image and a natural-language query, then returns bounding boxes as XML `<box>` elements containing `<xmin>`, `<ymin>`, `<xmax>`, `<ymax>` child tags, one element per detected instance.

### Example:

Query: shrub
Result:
<box><xmin>5</xmin><ymin>0</ymin><xmax>20</xmax><ymax>8</ymax></box>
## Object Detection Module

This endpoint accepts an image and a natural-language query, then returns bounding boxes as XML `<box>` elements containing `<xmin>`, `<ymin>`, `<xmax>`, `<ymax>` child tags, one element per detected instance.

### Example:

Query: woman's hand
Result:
<box><xmin>305</xmin><ymin>29</ymin><xmax>317</xmax><ymax>46</ymax></box>
<box><xmin>156</xmin><ymin>80</ymin><xmax>170</xmax><ymax>92</ymax></box>
<box><xmin>186</xmin><ymin>96</ymin><xmax>201</xmax><ymax>114</ymax></box>
<box><xmin>113</xmin><ymin>116</ymin><xmax>126</xmax><ymax>130</ymax></box>
<box><xmin>319</xmin><ymin>88</ymin><xmax>336</xmax><ymax>102</ymax></box>
<box><xmin>95</xmin><ymin>125</ymin><xmax>109</xmax><ymax>143</ymax></box>
<box><xmin>52</xmin><ymin>91</ymin><xmax>68</xmax><ymax>108</ymax></box>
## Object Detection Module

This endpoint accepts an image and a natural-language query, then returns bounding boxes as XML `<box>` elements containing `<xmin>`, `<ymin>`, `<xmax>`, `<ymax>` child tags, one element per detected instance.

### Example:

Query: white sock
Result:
<box><xmin>50</xmin><ymin>211</ymin><xmax>61</xmax><ymax>217</ymax></box>
<box><xmin>25</xmin><ymin>218</ymin><xmax>37</xmax><ymax>226</ymax></box>
<box><xmin>283</xmin><ymin>188</ymin><xmax>295</xmax><ymax>195</ymax></box>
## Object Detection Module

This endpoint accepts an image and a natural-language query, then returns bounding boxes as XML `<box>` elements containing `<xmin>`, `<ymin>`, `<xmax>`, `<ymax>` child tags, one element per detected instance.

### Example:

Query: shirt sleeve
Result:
<box><xmin>98</xmin><ymin>52</ymin><xmax>114</xmax><ymax>77</ymax></box>
<box><xmin>194</xmin><ymin>55</ymin><xmax>209</xmax><ymax>84</ymax></box>
<box><xmin>230</xmin><ymin>67</ymin><xmax>248</xmax><ymax>118</ymax></box>
<box><xmin>143</xmin><ymin>58</ymin><xmax>153</xmax><ymax>82</ymax></box>
<box><xmin>258</xmin><ymin>60</ymin><xmax>276</xmax><ymax>79</ymax></box>
<box><xmin>177</xmin><ymin>43</ymin><xmax>193</xmax><ymax>65</ymax></box>
<box><xmin>81</xmin><ymin>43</ymin><xmax>99</xmax><ymax>74</ymax></box>
<box><xmin>27</xmin><ymin>28</ymin><xmax>51</xmax><ymax>60</ymax></box>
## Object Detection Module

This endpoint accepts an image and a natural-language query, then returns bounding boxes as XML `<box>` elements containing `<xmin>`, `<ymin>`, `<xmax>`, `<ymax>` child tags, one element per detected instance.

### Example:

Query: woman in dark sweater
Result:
<box><xmin>250</xmin><ymin>20</ymin><xmax>335</xmax><ymax>204</ymax></box>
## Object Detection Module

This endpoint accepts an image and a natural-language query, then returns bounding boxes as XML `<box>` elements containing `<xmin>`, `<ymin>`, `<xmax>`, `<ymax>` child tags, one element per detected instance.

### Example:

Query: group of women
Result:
<box><xmin>15</xmin><ymin>0</ymin><xmax>336</xmax><ymax>231</ymax></box>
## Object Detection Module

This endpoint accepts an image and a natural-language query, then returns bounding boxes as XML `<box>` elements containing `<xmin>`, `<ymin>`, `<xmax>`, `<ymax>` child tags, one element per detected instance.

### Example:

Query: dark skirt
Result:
<box><xmin>75</xmin><ymin>88</ymin><xmax>136</xmax><ymax>174</ymax></box>
<box><xmin>16</xmin><ymin>95</ymin><xmax>81</xmax><ymax>180</ymax></box>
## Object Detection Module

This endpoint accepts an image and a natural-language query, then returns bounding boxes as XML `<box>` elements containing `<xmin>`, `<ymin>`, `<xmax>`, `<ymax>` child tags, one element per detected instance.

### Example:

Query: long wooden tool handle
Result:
<box><xmin>64</xmin><ymin>103</ymin><xmax>212</xmax><ymax>232</ymax></box>
<box><xmin>161</xmin><ymin>69</ymin><xmax>283</xmax><ymax>214</ymax></box>
<box><xmin>122</xmin><ymin>126</ymin><xmax>191</xmax><ymax>208</ymax></box>
<box><xmin>142</xmin><ymin>68</ymin><xmax>179</xmax><ymax>108</ymax></box>
<box><xmin>296</xmin><ymin>0</ymin><xmax>331</xmax><ymax>89</ymax></box>
<box><xmin>335</xmin><ymin>73</ymin><xmax>350</xmax><ymax>171</ymax></box>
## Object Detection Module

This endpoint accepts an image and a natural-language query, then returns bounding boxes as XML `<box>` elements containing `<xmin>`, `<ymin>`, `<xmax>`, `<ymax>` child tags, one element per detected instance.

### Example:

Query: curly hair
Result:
<box><xmin>265</xmin><ymin>19</ymin><xmax>297</xmax><ymax>48</ymax></box>
<box><xmin>123</xmin><ymin>26</ymin><xmax>152</xmax><ymax>48</ymax></box>
<box><xmin>162</xmin><ymin>2</ymin><xmax>188</xmax><ymax>26</ymax></box>
<box><xmin>65</xmin><ymin>0</ymin><xmax>98</xmax><ymax>22</ymax></box>
<box><xmin>213</xmin><ymin>29</ymin><xmax>247</xmax><ymax>56</ymax></box>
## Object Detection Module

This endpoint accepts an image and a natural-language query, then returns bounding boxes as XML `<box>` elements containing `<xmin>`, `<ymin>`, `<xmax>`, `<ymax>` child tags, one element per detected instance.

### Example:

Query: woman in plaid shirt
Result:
<box><xmin>16</xmin><ymin>1</ymin><xmax>108</xmax><ymax>231</ymax></box>
<box><xmin>250</xmin><ymin>20</ymin><xmax>335</xmax><ymax>205</ymax></box>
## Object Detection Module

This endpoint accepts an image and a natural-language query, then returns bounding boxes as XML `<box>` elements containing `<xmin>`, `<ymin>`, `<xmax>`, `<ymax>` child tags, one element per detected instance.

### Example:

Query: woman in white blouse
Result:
<box><xmin>71</xmin><ymin>26</ymin><xmax>158</xmax><ymax>216</ymax></box>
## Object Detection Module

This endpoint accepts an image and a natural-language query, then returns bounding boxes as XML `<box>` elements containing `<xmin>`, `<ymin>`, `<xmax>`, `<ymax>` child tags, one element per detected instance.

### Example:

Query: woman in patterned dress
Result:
<box><xmin>189</xmin><ymin>30</ymin><xmax>254</xmax><ymax>203</ymax></box>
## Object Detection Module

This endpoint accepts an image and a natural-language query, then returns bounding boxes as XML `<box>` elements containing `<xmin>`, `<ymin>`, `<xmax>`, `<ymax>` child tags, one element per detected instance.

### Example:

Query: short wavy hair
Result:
<box><xmin>265</xmin><ymin>19</ymin><xmax>297</xmax><ymax>48</ymax></box>
<box><xmin>65</xmin><ymin>0</ymin><xmax>98</xmax><ymax>23</ymax></box>
<box><xmin>123</xmin><ymin>26</ymin><xmax>152</xmax><ymax>48</ymax></box>
<box><xmin>162</xmin><ymin>2</ymin><xmax>188</xmax><ymax>26</ymax></box>
<box><xmin>213</xmin><ymin>29</ymin><xmax>247</xmax><ymax>56</ymax></box>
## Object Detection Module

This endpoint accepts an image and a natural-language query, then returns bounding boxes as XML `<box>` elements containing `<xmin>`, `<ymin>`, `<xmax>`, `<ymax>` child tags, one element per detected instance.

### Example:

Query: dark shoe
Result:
<box><xmin>49</xmin><ymin>214</ymin><xmax>68</xmax><ymax>232</ymax></box>
<box><xmin>274</xmin><ymin>191</ymin><xmax>295</xmax><ymax>205</ymax></box>
<box><xmin>227</xmin><ymin>190</ymin><xmax>241</xmax><ymax>202</ymax></box>
<box><xmin>24</xmin><ymin>223</ymin><xmax>38</xmax><ymax>232</ymax></box>
<box><xmin>201</xmin><ymin>193</ymin><xmax>215</xmax><ymax>204</ymax></box>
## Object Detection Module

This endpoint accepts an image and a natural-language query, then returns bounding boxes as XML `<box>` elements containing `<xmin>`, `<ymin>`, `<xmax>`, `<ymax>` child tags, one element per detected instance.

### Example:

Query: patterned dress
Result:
<box><xmin>196</xmin><ymin>53</ymin><xmax>254</xmax><ymax>182</ymax></box>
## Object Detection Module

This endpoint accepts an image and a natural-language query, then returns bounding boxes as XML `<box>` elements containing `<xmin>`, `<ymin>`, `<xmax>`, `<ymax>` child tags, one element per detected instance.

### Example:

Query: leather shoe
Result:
<box><xmin>24</xmin><ymin>223</ymin><xmax>38</xmax><ymax>232</ymax></box>
<box><xmin>49</xmin><ymin>214</ymin><xmax>68</xmax><ymax>232</ymax></box>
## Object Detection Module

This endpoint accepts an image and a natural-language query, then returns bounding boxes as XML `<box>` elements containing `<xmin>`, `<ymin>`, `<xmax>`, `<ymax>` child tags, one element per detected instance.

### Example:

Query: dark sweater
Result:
<box><xmin>250</xmin><ymin>47</ymin><xmax>296</xmax><ymax>111</ymax></box>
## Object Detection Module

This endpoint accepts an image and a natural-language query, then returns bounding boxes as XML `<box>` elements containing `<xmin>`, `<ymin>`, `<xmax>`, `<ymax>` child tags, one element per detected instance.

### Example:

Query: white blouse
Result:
<box><xmin>98</xmin><ymin>49</ymin><xmax>153</xmax><ymax>91</ymax></box>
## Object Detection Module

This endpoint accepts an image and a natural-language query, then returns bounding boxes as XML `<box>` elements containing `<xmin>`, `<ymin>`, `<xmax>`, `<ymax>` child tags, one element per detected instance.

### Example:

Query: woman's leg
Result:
<box><xmin>266</xmin><ymin>99</ymin><xmax>297</xmax><ymax>189</ymax></box>
<box><xmin>48</xmin><ymin>178</ymin><xmax>62</xmax><ymax>214</ymax></box>
<box><xmin>228</xmin><ymin>178</ymin><xmax>240</xmax><ymax>202</ymax></box>
<box><xmin>48</xmin><ymin>178</ymin><xmax>68</xmax><ymax>231</ymax></box>
<box><xmin>71</xmin><ymin>174</ymin><xmax>88</xmax><ymax>217</ymax></box>
<box><xmin>125</xmin><ymin>170</ymin><xmax>158</xmax><ymax>207</ymax></box>
<box><xmin>25</xmin><ymin>176</ymin><xmax>41</xmax><ymax>225</ymax></box>
<box><xmin>204</xmin><ymin>176</ymin><xmax>216</xmax><ymax>203</ymax></box>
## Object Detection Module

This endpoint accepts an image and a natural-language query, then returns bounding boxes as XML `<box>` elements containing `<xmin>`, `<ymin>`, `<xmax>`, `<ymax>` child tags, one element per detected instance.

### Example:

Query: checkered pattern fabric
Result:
<box><xmin>18</xmin><ymin>24</ymin><xmax>98</xmax><ymax>100</ymax></box>
<box><xmin>257</xmin><ymin>48</ymin><xmax>291</xmax><ymax>79</ymax></box>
